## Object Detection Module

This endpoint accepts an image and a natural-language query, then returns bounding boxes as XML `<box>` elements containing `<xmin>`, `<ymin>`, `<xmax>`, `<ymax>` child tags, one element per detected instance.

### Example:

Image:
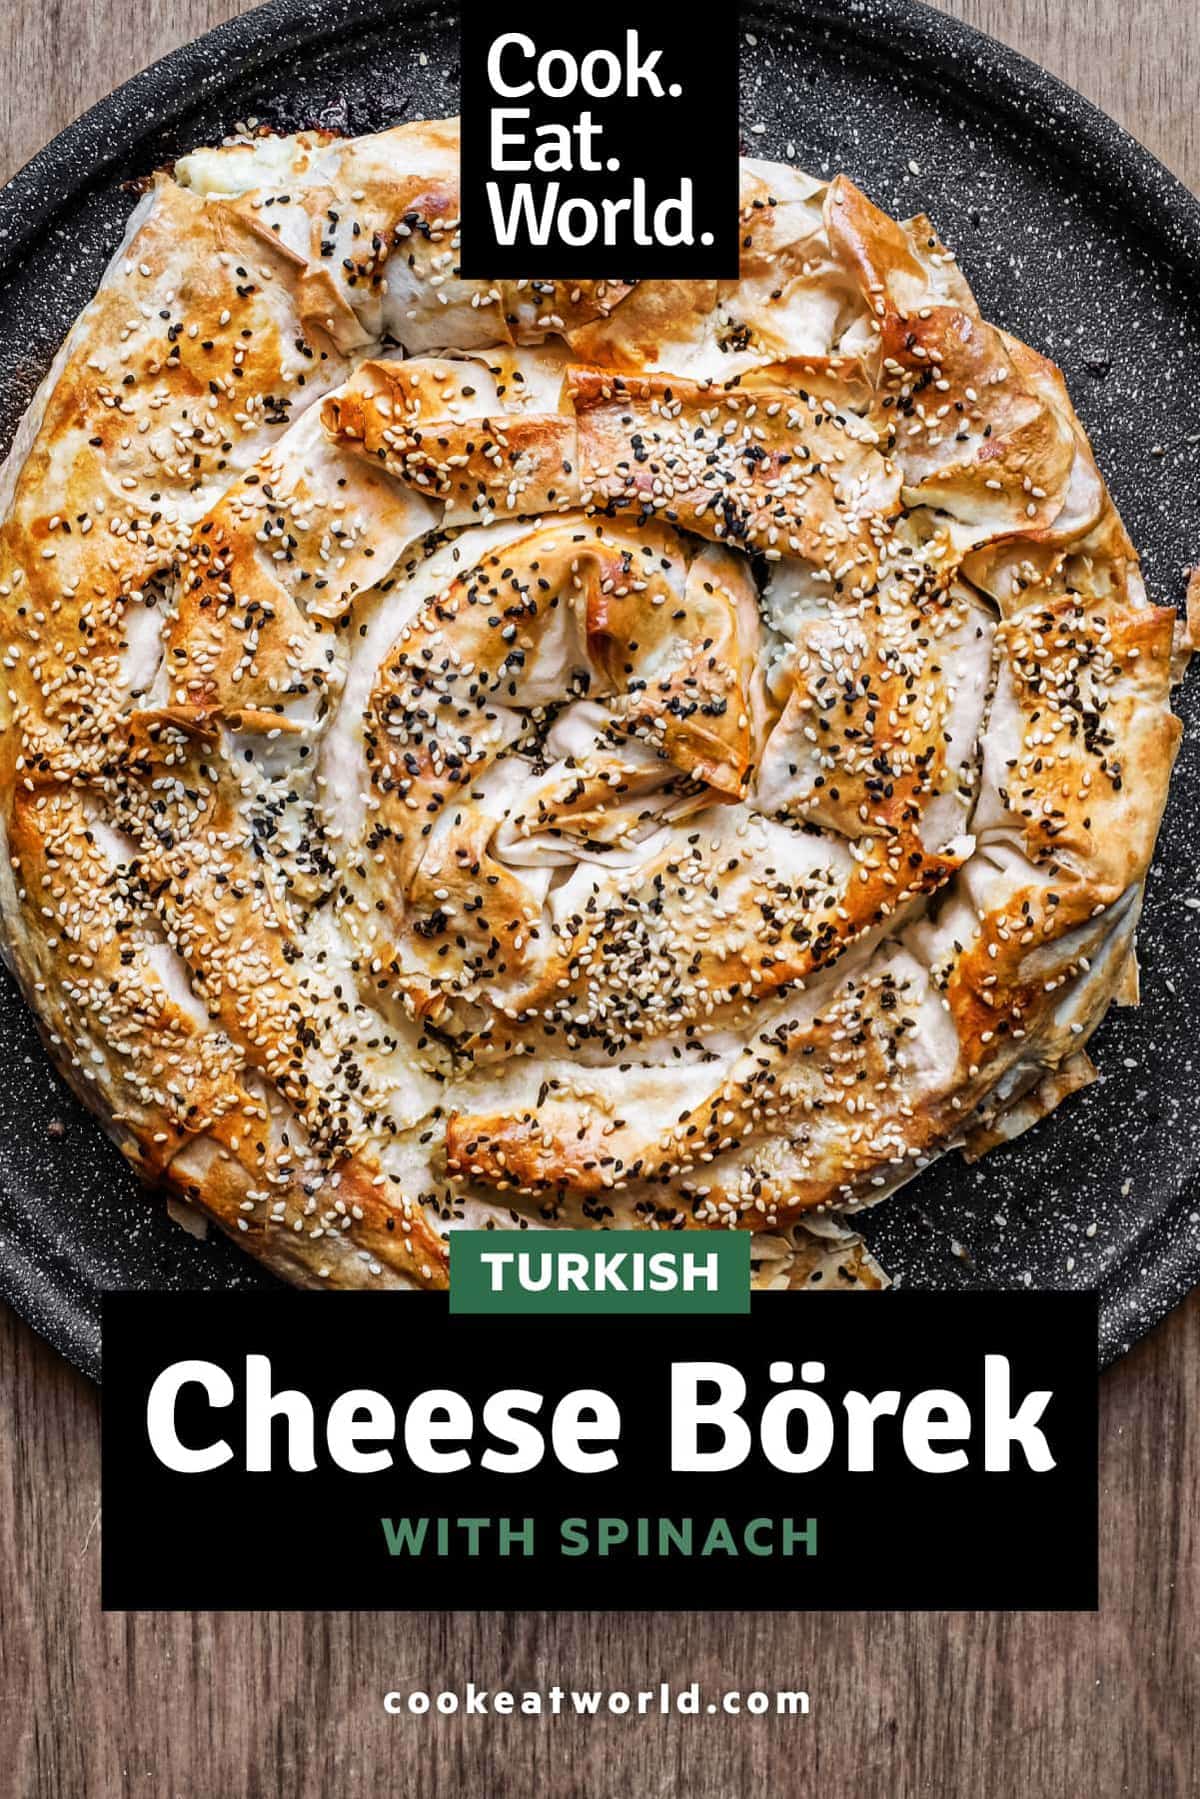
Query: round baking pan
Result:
<box><xmin>1</xmin><ymin>0</ymin><xmax>1198</xmax><ymax>1379</ymax></box>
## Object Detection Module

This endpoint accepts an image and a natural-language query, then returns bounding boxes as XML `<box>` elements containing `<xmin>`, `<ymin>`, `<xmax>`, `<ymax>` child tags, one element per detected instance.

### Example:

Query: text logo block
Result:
<box><xmin>460</xmin><ymin>8</ymin><xmax>740</xmax><ymax>278</ymax></box>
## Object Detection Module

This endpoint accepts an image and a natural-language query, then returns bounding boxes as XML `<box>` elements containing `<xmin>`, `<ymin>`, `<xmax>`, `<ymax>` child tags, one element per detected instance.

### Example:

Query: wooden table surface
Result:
<box><xmin>1</xmin><ymin>4</ymin><xmax>1198</xmax><ymax>1794</ymax></box>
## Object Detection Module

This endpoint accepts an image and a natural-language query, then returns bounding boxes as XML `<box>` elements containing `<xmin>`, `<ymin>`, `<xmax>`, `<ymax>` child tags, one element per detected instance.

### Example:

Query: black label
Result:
<box><xmin>101</xmin><ymin>1292</ymin><xmax>1098</xmax><ymax>1611</ymax></box>
<box><xmin>459</xmin><ymin>5</ymin><xmax>740</xmax><ymax>278</ymax></box>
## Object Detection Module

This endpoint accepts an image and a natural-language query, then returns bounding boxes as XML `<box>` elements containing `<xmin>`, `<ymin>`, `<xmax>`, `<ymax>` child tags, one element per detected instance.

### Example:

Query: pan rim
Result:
<box><xmin>1</xmin><ymin>0</ymin><xmax>1198</xmax><ymax>1380</ymax></box>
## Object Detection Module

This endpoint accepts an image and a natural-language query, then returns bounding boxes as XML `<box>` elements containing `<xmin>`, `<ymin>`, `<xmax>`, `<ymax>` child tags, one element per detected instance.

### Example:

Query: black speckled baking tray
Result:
<box><xmin>1</xmin><ymin>0</ymin><xmax>1198</xmax><ymax>1380</ymax></box>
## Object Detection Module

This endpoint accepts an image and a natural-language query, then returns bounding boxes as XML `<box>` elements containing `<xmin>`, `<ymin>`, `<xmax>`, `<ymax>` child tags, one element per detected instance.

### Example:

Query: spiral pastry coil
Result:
<box><xmin>0</xmin><ymin>118</ymin><xmax>1187</xmax><ymax>1291</ymax></box>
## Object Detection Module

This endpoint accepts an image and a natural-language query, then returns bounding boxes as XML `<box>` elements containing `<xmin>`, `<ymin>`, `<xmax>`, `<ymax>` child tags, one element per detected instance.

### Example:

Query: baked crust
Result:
<box><xmin>0</xmin><ymin>117</ymin><xmax>1185</xmax><ymax>1292</ymax></box>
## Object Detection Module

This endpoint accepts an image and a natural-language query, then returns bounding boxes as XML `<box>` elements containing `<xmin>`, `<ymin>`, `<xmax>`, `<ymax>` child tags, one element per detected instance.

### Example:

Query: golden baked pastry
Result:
<box><xmin>0</xmin><ymin>117</ymin><xmax>1187</xmax><ymax>1292</ymax></box>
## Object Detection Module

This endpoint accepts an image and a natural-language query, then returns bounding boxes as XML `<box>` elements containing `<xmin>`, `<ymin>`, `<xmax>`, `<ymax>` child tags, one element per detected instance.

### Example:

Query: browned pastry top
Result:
<box><xmin>0</xmin><ymin>118</ymin><xmax>1185</xmax><ymax>1294</ymax></box>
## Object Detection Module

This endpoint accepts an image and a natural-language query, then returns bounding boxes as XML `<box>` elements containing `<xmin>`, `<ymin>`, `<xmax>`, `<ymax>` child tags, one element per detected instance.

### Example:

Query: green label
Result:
<box><xmin>449</xmin><ymin>1231</ymin><xmax>751</xmax><ymax>1314</ymax></box>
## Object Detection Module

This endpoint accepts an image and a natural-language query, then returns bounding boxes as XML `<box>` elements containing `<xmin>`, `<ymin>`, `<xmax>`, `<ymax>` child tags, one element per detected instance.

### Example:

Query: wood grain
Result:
<box><xmin>2</xmin><ymin>0</ymin><xmax>1198</xmax><ymax>190</ymax></box>
<box><xmin>1</xmin><ymin>4</ymin><xmax>1198</xmax><ymax>1795</ymax></box>
<box><xmin>930</xmin><ymin>0</ymin><xmax>1200</xmax><ymax>193</ymax></box>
